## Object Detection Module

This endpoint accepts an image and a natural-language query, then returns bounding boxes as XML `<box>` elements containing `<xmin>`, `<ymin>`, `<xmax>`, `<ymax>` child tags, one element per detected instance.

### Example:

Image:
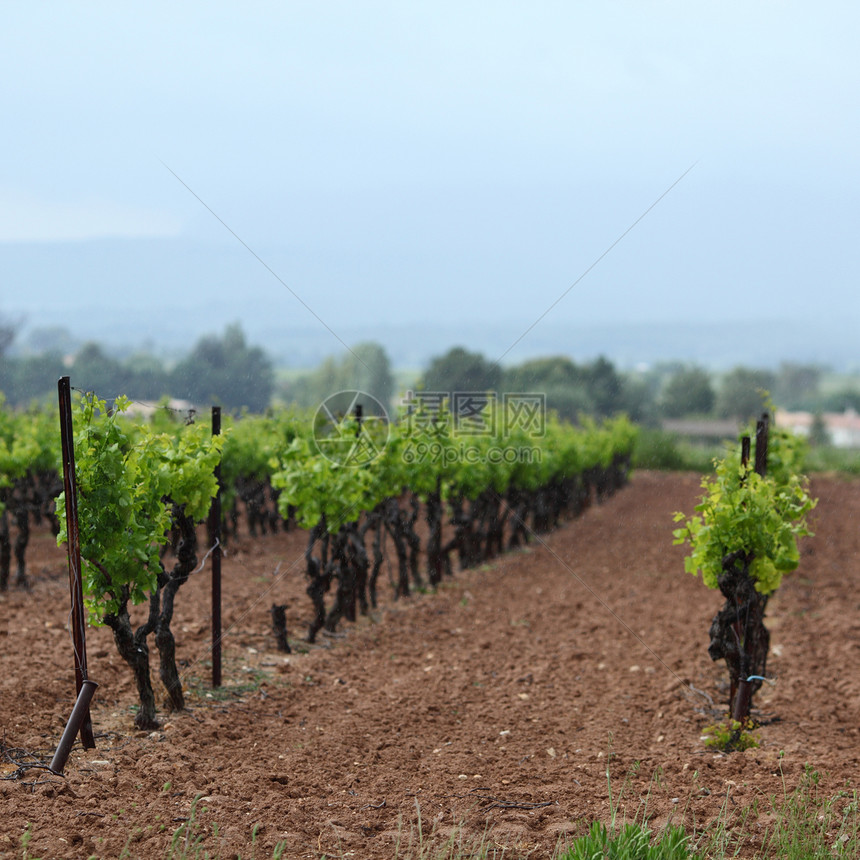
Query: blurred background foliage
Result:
<box><xmin>1</xmin><ymin>316</ymin><xmax>858</xmax><ymax>472</ymax></box>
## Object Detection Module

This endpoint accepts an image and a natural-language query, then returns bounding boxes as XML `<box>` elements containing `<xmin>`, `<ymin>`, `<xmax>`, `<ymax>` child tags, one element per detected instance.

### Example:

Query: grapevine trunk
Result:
<box><xmin>105</xmin><ymin>602</ymin><xmax>160</xmax><ymax>730</ymax></box>
<box><xmin>708</xmin><ymin>550</ymin><xmax>770</xmax><ymax>720</ymax></box>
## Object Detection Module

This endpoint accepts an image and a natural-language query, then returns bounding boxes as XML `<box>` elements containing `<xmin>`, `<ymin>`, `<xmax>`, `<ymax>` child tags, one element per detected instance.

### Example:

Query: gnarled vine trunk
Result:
<box><xmin>105</xmin><ymin>588</ymin><xmax>161</xmax><ymax>730</ymax></box>
<box><xmin>0</xmin><ymin>505</ymin><xmax>10</xmax><ymax>591</ymax></box>
<box><xmin>155</xmin><ymin>507</ymin><xmax>199</xmax><ymax>713</ymax></box>
<box><xmin>304</xmin><ymin>520</ymin><xmax>331</xmax><ymax>643</ymax></box>
<box><xmin>708</xmin><ymin>550</ymin><xmax>770</xmax><ymax>722</ymax></box>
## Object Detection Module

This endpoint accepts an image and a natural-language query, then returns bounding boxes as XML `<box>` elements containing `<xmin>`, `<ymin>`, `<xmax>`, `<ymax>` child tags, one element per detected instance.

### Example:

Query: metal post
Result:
<box><xmin>49</xmin><ymin>680</ymin><xmax>99</xmax><ymax>775</ymax></box>
<box><xmin>57</xmin><ymin>377</ymin><xmax>96</xmax><ymax>749</ymax></box>
<box><xmin>754</xmin><ymin>413</ymin><xmax>769</xmax><ymax>477</ymax></box>
<box><xmin>209</xmin><ymin>406</ymin><xmax>222</xmax><ymax>688</ymax></box>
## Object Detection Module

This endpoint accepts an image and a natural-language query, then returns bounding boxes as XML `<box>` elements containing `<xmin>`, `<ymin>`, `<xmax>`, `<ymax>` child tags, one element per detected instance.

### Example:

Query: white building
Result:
<box><xmin>775</xmin><ymin>409</ymin><xmax>860</xmax><ymax>449</ymax></box>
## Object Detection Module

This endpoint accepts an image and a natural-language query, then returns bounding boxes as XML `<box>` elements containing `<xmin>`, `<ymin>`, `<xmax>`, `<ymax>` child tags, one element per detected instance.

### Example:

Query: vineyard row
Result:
<box><xmin>2</xmin><ymin>393</ymin><xmax>637</xmax><ymax>727</ymax></box>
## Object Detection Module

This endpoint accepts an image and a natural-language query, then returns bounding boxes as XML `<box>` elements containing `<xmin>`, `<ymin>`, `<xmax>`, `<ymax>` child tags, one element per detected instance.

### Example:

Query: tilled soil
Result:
<box><xmin>1</xmin><ymin>471</ymin><xmax>859</xmax><ymax>859</ymax></box>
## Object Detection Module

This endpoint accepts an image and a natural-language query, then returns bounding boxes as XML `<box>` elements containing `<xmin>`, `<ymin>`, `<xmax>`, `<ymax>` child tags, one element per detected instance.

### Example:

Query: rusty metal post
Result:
<box><xmin>741</xmin><ymin>435</ymin><xmax>751</xmax><ymax>469</ymax></box>
<box><xmin>754</xmin><ymin>413</ymin><xmax>769</xmax><ymax>477</ymax></box>
<box><xmin>209</xmin><ymin>406</ymin><xmax>222</xmax><ymax>688</ymax></box>
<box><xmin>49</xmin><ymin>680</ymin><xmax>99</xmax><ymax>775</ymax></box>
<box><xmin>57</xmin><ymin>376</ymin><xmax>96</xmax><ymax>749</ymax></box>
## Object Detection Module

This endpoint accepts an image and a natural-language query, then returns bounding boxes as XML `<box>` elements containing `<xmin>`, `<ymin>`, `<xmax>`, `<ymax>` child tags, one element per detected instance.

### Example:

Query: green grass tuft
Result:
<box><xmin>560</xmin><ymin>821</ymin><xmax>702</xmax><ymax>860</ymax></box>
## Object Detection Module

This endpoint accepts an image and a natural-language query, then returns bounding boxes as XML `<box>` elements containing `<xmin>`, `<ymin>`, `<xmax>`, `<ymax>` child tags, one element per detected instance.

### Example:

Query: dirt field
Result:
<box><xmin>2</xmin><ymin>471</ymin><xmax>859</xmax><ymax>859</ymax></box>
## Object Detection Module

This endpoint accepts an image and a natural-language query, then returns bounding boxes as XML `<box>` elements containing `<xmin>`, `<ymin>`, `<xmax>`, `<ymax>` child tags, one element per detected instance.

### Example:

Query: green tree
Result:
<box><xmin>421</xmin><ymin>347</ymin><xmax>502</xmax><ymax>396</ymax></box>
<box><xmin>502</xmin><ymin>356</ymin><xmax>592</xmax><ymax>422</ymax></box>
<box><xmin>617</xmin><ymin>374</ymin><xmax>658</xmax><ymax>425</ymax></box>
<box><xmin>822</xmin><ymin>386</ymin><xmax>860</xmax><ymax>413</ymax></box>
<box><xmin>59</xmin><ymin>342</ymin><xmax>170</xmax><ymax>404</ymax></box>
<box><xmin>715</xmin><ymin>367</ymin><xmax>776</xmax><ymax>421</ymax></box>
<box><xmin>71</xmin><ymin>342</ymin><xmax>127</xmax><ymax>396</ymax></box>
<box><xmin>502</xmin><ymin>355</ymin><xmax>641</xmax><ymax>422</ymax></box>
<box><xmin>279</xmin><ymin>342</ymin><xmax>395</xmax><ymax>414</ymax></box>
<box><xmin>171</xmin><ymin>323</ymin><xmax>274</xmax><ymax>413</ymax></box>
<box><xmin>659</xmin><ymin>366</ymin><xmax>715</xmax><ymax>418</ymax></box>
<box><xmin>774</xmin><ymin>363</ymin><xmax>823</xmax><ymax>411</ymax></box>
<box><xmin>125</xmin><ymin>352</ymin><xmax>170</xmax><ymax>401</ymax></box>
<box><xmin>1</xmin><ymin>352</ymin><xmax>66</xmax><ymax>406</ymax></box>
<box><xmin>342</xmin><ymin>342</ymin><xmax>395</xmax><ymax>410</ymax></box>
<box><xmin>317</xmin><ymin>342</ymin><xmax>395</xmax><ymax>413</ymax></box>
<box><xmin>584</xmin><ymin>356</ymin><xmax>625</xmax><ymax>417</ymax></box>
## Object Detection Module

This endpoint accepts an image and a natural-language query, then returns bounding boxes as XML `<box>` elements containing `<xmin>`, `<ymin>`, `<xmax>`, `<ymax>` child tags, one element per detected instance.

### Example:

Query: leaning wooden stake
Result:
<box><xmin>57</xmin><ymin>376</ymin><xmax>96</xmax><ymax>749</ymax></box>
<box><xmin>209</xmin><ymin>406</ymin><xmax>223</xmax><ymax>688</ymax></box>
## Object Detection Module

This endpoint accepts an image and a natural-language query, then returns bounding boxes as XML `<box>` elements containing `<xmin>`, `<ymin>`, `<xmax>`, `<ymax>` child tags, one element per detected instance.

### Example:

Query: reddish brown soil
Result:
<box><xmin>2</xmin><ymin>472</ymin><xmax>859</xmax><ymax>859</ymax></box>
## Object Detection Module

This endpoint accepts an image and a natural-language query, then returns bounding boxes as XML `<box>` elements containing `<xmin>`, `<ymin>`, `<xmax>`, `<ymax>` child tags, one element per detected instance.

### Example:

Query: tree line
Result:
<box><xmin>2</xmin><ymin>319</ymin><xmax>858</xmax><ymax>422</ymax></box>
<box><xmin>1</xmin><ymin>323</ymin><xmax>274</xmax><ymax>413</ymax></box>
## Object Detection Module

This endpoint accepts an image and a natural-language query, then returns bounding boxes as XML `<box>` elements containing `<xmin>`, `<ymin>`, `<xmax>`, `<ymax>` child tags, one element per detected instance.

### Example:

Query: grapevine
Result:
<box><xmin>673</xmin><ymin>419</ymin><xmax>816</xmax><ymax>722</ymax></box>
<box><xmin>4</xmin><ymin>389</ymin><xmax>640</xmax><ymax>679</ymax></box>
<box><xmin>0</xmin><ymin>398</ymin><xmax>62</xmax><ymax>589</ymax></box>
<box><xmin>270</xmin><ymin>400</ymin><xmax>638</xmax><ymax>642</ymax></box>
<box><xmin>56</xmin><ymin>394</ymin><xmax>223</xmax><ymax>728</ymax></box>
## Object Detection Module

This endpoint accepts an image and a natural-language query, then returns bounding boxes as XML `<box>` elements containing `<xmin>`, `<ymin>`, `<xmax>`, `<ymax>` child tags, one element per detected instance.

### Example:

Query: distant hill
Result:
<box><xmin>4</xmin><ymin>237</ymin><xmax>857</xmax><ymax>371</ymax></box>
<box><xmin>12</xmin><ymin>316</ymin><xmax>857</xmax><ymax>374</ymax></box>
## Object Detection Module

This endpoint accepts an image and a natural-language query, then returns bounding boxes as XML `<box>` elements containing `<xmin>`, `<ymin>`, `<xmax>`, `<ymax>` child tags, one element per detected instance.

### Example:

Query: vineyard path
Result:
<box><xmin>2</xmin><ymin>471</ymin><xmax>859</xmax><ymax>858</ymax></box>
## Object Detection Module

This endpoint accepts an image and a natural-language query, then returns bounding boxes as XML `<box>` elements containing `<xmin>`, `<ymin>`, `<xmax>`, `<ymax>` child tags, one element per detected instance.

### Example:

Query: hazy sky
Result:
<box><xmin>2</xmin><ymin>2</ymin><xmax>858</xmax><ymax>361</ymax></box>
